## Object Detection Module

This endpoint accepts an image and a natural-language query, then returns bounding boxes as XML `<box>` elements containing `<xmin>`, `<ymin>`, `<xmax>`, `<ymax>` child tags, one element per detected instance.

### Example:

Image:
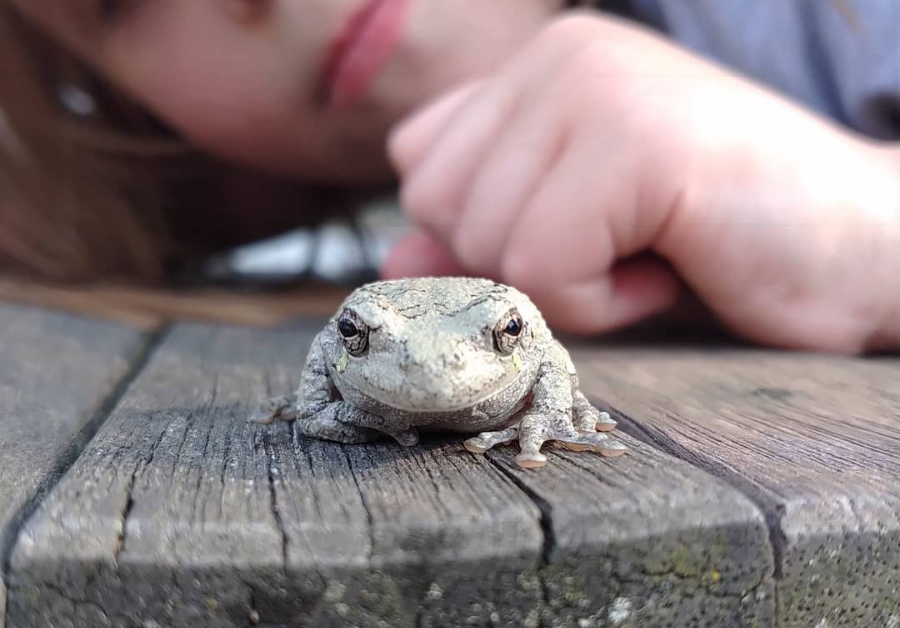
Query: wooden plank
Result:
<box><xmin>569</xmin><ymin>344</ymin><xmax>900</xmax><ymax>628</ymax></box>
<box><xmin>7</xmin><ymin>322</ymin><xmax>544</xmax><ymax>628</ymax></box>
<box><xmin>8</xmin><ymin>323</ymin><xmax>774</xmax><ymax>628</ymax></box>
<box><xmin>0</xmin><ymin>305</ymin><xmax>150</xmax><ymax>628</ymax></box>
<box><xmin>488</xmin><ymin>439</ymin><xmax>774</xmax><ymax>628</ymax></box>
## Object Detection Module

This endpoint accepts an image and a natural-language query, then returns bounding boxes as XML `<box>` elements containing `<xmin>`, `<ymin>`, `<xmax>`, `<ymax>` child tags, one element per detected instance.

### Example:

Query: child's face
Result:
<box><xmin>14</xmin><ymin>0</ymin><xmax>563</xmax><ymax>182</ymax></box>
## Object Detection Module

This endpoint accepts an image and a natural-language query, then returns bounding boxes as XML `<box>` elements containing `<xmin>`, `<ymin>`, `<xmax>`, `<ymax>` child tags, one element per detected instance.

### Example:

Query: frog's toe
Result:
<box><xmin>463</xmin><ymin>437</ymin><xmax>490</xmax><ymax>454</ymax></box>
<box><xmin>554</xmin><ymin>432</ymin><xmax>628</xmax><ymax>457</ymax></box>
<box><xmin>247</xmin><ymin>395</ymin><xmax>298</xmax><ymax>424</ymax></box>
<box><xmin>594</xmin><ymin>411</ymin><xmax>617</xmax><ymax>433</ymax></box>
<box><xmin>515</xmin><ymin>419</ymin><xmax>554</xmax><ymax>468</ymax></box>
<box><xmin>573</xmin><ymin>406</ymin><xmax>617</xmax><ymax>433</ymax></box>
<box><xmin>515</xmin><ymin>451</ymin><xmax>548</xmax><ymax>469</ymax></box>
<box><xmin>248</xmin><ymin>412</ymin><xmax>276</xmax><ymax>425</ymax></box>
<box><xmin>463</xmin><ymin>426</ymin><xmax>519</xmax><ymax>455</ymax></box>
<box><xmin>389</xmin><ymin>427</ymin><xmax>420</xmax><ymax>447</ymax></box>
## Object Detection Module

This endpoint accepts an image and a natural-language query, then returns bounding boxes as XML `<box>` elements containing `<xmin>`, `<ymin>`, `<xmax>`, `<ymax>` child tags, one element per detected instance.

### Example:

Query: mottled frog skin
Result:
<box><xmin>252</xmin><ymin>277</ymin><xmax>626</xmax><ymax>468</ymax></box>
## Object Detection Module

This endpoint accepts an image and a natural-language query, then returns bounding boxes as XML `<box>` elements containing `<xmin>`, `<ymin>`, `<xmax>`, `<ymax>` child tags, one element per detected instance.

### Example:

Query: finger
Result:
<box><xmin>387</xmin><ymin>81</ymin><xmax>482</xmax><ymax>177</ymax></box>
<box><xmin>526</xmin><ymin>257</ymin><xmax>683</xmax><ymax>334</ymax></box>
<box><xmin>398</xmin><ymin>78</ymin><xmax>522</xmax><ymax>238</ymax></box>
<box><xmin>394</xmin><ymin>26</ymin><xmax>594</xmax><ymax>252</ymax></box>
<box><xmin>450</xmin><ymin>83</ymin><xmax>565</xmax><ymax>276</ymax></box>
<box><xmin>379</xmin><ymin>229</ymin><xmax>466</xmax><ymax>279</ymax></box>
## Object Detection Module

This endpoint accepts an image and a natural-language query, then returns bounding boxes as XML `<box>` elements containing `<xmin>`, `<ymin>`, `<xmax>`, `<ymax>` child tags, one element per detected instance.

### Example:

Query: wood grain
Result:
<box><xmin>487</xmin><ymin>439</ymin><xmax>774</xmax><ymax>627</ymax></box>
<box><xmin>7</xmin><ymin>322</ymin><xmax>544</xmax><ymax>628</ymax></box>
<box><xmin>0</xmin><ymin>305</ymin><xmax>149</xmax><ymax>628</ymax></box>
<box><xmin>570</xmin><ymin>343</ymin><xmax>900</xmax><ymax>628</ymax></box>
<box><xmin>6</xmin><ymin>322</ymin><xmax>773</xmax><ymax>628</ymax></box>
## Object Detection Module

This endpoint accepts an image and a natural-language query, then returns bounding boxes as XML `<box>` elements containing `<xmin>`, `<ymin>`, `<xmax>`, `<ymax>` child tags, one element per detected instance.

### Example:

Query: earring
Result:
<box><xmin>57</xmin><ymin>83</ymin><xmax>96</xmax><ymax>117</ymax></box>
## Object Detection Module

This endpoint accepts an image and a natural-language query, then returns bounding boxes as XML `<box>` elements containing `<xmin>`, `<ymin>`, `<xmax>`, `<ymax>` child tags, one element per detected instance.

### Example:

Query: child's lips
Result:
<box><xmin>321</xmin><ymin>0</ymin><xmax>412</xmax><ymax>109</ymax></box>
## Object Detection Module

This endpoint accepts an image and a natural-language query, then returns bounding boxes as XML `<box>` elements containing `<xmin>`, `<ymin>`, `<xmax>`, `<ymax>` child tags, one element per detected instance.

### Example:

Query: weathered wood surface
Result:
<box><xmin>0</xmin><ymin>305</ymin><xmax>150</xmax><ymax>628</ymax></box>
<box><xmin>489</xmin><ymin>444</ymin><xmax>773</xmax><ymax>628</ymax></box>
<box><xmin>7</xmin><ymin>322</ymin><xmax>771</xmax><ymax>628</ymax></box>
<box><xmin>570</xmin><ymin>343</ymin><xmax>900</xmax><ymax>628</ymax></box>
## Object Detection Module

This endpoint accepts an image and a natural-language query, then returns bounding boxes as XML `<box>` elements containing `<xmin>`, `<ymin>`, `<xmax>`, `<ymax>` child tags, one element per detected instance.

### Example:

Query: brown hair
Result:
<box><xmin>0</xmin><ymin>4</ymin><xmax>190</xmax><ymax>282</ymax></box>
<box><xmin>0</xmin><ymin>4</ymin><xmax>355</xmax><ymax>285</ymax></box>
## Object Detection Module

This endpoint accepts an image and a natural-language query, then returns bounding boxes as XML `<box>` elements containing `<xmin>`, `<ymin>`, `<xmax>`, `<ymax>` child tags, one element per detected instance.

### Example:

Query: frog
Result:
<box><xmin>250</xmin><ymin>277</ymin><xmax>626</xmax><ymax>468</ymax></box>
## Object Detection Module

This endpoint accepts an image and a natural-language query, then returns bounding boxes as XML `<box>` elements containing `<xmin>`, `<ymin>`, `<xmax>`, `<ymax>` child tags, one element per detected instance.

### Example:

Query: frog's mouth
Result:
<box><xmin>345</xmin><ymin>365</ymin><xmax>527</xmax><ymax>414</ymax></box>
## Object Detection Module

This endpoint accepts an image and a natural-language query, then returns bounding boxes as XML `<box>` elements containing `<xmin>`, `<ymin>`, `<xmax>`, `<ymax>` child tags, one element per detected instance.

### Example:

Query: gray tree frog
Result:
<box><xmin>251</xmin><ymin>277</ymin><xmax>626</xmax><ymax>468</ymax></box>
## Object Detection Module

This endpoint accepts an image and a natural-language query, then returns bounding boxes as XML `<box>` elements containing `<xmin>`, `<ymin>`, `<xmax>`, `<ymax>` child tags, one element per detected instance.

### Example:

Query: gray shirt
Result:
<box><xmin>599</xmin><ymin>0</ymin><xmax>900</xmax><ymax>140</ymax></box>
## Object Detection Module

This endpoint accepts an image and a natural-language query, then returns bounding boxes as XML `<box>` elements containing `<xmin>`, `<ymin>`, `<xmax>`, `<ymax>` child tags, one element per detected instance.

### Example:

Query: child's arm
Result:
<box><xmin>384</xmin><ymin>13</ymin><xmax>900</xmax><ymax>353</ymax></box>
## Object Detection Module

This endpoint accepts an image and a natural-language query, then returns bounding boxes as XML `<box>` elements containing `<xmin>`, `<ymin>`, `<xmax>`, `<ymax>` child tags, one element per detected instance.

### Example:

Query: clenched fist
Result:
<box><xmin>385</xmin><ymin>13</ymin><xmax>900</xmax><ymax>353</ymax></box>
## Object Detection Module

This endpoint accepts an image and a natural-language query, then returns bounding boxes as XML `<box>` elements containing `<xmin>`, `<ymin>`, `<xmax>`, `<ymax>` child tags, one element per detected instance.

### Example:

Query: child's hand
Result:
<box><xmin>384</xmin><ymin>13</ymin><xmax>900</xmax><ymax>353</ymax></box>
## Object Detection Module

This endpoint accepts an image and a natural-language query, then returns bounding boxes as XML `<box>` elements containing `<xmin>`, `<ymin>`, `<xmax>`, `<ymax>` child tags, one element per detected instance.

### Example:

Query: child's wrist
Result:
<box><xmin>868</xmin><ymin>145</ymin><xmax>900</xmax><ymax>351</ymax></box>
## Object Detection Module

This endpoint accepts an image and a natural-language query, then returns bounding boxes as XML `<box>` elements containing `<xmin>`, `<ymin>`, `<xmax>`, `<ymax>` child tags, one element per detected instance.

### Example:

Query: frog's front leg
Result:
<box><xmin>331</xmin><ymin>409</ymin><xmax>420</xmax><ymax>446</ymax></box>
<box><xmin>250</xmin><ymin>333</ymin><xmax>418</xmax><ymax>446</ymax></box>
<box><xmin>304</xmin><ymin>402</ymin><xmax>420</xmax><ymax>445</ymax></box>
<box><xmin>466</xmin><ymin>342</ymin><xmax>626</xmax><ymax>468</ymax></box>
<box><xmin>251</xmin><ymin>391</ymin><xmax>383</xmax><ymax>444</ymax></box>
<box><xmin>516</xmin><ymin>411</ymin><xmax>625</xmax><ymax>468</ymax></box>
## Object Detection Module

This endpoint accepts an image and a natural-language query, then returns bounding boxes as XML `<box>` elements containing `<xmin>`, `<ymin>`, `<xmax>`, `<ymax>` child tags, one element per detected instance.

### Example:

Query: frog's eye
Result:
<box><xmin>336</xmin><ymin>308</ymin><xmax>369</xmax><ymax>356</ymax></box>
<box><xmin>338</xmin><ymin>319</ymin><xmax>358</xmax><ymax>338</ymax></box>
<box><xmin>494</xmin><ymin>308</ymin><xmax>525</xmax><ymax>355</ymax></box>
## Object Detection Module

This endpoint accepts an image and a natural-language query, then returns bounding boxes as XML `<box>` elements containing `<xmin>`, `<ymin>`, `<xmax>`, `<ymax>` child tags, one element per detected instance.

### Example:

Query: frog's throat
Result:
<box><xmin>363</xmin><ymin>379</ymin><xmax>523</xmax><ymax>413</ymax></box>
<box><xmin>342</xmin><ymin>363</ymin><xmax>527</xmax><ymax>414</ymax></box>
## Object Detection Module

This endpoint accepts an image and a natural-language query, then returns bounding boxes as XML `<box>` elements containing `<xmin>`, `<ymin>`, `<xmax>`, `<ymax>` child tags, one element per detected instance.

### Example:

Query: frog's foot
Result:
<box><xmin>296</xmin><ymin>413</ymin><xmax>383</xmax><ymax>444</ymax></box>
<box><xmin>329</xmin><ymin>407</ymin><xmax>421</xmax><ymax>447</ymax></box>
<box><xmin>248</xmin><ymin>394</ymin><xmax>298</xmax><ymax>425</ymax></box>
<box><xmin>572</xmin><ymin>392</ymin><xmax>617</xmax><ymax>433</ymax></box>
<box><xmin>463</xmin><ymin>426</ymin><xmax>519</xmax><ymax>455</ymax></box>
<box><xmin>516</xmin><ymin>413</ymin><xmax>627</xmax><ymax>469</ymax></box>
<box><xmin>385</xmin><ymin>427</ymin><xmax>420</xmax><ymax>447</ymax></box>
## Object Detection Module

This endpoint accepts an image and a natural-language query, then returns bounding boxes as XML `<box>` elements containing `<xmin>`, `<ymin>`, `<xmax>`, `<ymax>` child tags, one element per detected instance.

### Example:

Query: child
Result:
<box><xmin>0</xmin><ymin>0</ymin><xmax>897</xmax><ymax>353</ymax></box>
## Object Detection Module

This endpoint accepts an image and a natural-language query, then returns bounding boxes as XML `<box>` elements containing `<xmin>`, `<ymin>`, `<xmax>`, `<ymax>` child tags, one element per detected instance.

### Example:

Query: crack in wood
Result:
<box><xmin>1</xmin><ymin>324</ymin><xmax>168</xmax><ymax>628</ymax></box>
<box><xmin>115</xmin><ymin>411</ymin><xmax>179</xmax><ymax>565</ymax></box>
<box><xmin>604</xmin><ymin>402</ymin><xmax>787</xmax><ymax>586</ymax></box>
<box><xmin>342</xmin><ymin>449</ymin><xmax>375</xmax><ymax>566</ymax></box>
<box><xmin>488</xmin><ymin>457</ymin><xmax>553</xmax><ymax>628</ymax></box>
<box><xmin>263</xmin><ymin>429</ymin><xmax>288</xmax><ymax>570</ymax></box>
